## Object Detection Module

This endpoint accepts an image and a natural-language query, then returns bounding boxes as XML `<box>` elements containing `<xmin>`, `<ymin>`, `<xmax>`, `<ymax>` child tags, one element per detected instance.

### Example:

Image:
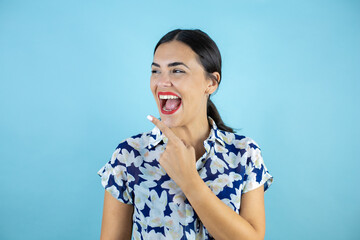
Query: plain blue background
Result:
<box><xmin>1</xmin><ymin>0</ymin><xmax>359</xmax><ymax>239</ymax></box>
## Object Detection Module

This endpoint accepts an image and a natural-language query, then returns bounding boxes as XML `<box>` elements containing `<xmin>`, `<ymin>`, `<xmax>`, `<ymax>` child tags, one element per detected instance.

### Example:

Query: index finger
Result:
<box><xmin>147</xmin><ymin>115</ymin><xmax>181</xmax><ymax>144</ymax></box>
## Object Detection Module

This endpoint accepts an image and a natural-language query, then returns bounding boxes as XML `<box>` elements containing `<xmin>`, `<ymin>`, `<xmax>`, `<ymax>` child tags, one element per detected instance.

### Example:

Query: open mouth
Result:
<box><xmin>158</xmin><ymin>92</ymin><xmax>182</xmax><ymax>115</ymax></box>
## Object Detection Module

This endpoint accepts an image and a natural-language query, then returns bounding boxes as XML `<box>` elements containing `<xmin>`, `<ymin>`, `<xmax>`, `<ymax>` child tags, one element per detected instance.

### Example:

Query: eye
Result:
<box><xmin>151</xmin><ymin>69</ymin><xmax>160</xmax><ymax>74</ymax></box>
<box><xmin>172</xmin><ymin>69</ymin><xmax>185</xmax><ymax>74</ymax></box>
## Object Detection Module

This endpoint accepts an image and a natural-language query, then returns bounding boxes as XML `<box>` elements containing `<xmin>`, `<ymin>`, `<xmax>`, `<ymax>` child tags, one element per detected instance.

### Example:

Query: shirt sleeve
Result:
<box><xmin>242</xmin><ymin>139</ymin><xmax>273</xmax><ymax>194</ymax></box>
<box><xmin>97</xmin><ymin>146</ymin><xmax>133</xmax><ymax>205</ymax></box>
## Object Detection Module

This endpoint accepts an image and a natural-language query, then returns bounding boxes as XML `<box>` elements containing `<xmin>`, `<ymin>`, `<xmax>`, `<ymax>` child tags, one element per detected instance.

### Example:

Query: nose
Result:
<box><xmin>157</xmin><ymin>73</ymin><xmax>172</xmax><ymax>87</ymax></box>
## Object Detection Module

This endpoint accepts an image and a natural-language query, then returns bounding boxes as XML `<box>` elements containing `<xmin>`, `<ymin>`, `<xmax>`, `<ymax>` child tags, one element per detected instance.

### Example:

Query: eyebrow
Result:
<box><xmin>151</xmin><ymin>62</ymin><xmax>190</xmax><ymax>69</ymax></box>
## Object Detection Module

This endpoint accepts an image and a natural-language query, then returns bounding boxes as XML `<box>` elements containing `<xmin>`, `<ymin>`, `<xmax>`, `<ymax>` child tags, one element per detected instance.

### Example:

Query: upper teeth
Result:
<box><xmin>159</xmin><ymin>95</ymin><xmax>179</xmax><ymax>99</ymax></box>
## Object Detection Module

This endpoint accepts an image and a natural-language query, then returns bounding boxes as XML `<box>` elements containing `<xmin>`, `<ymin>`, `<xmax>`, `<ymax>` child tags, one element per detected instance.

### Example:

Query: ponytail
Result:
<box><xmin>207</xmin><ymin>98</ymin><xmax>234</xmax><ymax>133</ymax></box>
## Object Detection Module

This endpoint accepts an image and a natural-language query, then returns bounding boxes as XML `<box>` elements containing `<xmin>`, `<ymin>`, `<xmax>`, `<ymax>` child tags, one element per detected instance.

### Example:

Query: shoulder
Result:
<box><xmin>216</xmin><ymin>130</ymin><xmax>267</xmax><ymax>175</ymax></box>
<box><xmin>114</xmin><ymin>129</ymin><xmax>155</xmax><ymax>153</ymax></box>
<box><xmin>217</xmin><ymin>129</ymin><xmax>262</xmax><ymax>153</ymax></box>
<box><xmin>110</xmin><ymin>129</ymin><xmax>155</xmax><ymax>164</ymax></box>
<box><xmin>215</xmin><ymin>129</ymin><xmax>264</xmax><ymax>170</ymax></box>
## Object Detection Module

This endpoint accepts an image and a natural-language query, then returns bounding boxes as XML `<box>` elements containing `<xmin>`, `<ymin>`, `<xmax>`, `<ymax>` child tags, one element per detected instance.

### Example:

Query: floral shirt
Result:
<box><xmin>97</xmin><ymin>117</ymin><xmax>273</xmax><ymax>240</ymax></box>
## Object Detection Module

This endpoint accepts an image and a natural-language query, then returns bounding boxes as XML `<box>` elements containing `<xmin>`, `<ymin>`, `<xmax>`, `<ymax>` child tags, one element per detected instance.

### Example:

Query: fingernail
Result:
<box><xmin>147</xmin><ymin>115</ymin><xmax>153</xmax><ymax>121</ymax></box>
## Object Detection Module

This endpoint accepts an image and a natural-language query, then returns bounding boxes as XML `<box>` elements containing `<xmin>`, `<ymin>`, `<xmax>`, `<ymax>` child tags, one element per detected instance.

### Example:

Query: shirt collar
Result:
<box><xmin>147</xmin><ymin>116</ymin><xmax>226</xmax><ymax>150</ymax></box>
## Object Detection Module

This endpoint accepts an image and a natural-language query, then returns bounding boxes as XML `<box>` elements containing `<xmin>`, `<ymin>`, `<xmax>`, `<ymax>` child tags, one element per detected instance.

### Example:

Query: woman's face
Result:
<box><xmin>150</xmin><ymin>40</ymin><xmax>217</xmax><ymax>128</ymax></box>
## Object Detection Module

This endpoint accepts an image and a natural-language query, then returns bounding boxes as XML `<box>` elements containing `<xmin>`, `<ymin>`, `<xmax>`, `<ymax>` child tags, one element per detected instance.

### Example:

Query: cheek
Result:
<box><xmin>183</xmin><ymin>92</ymin><xmax>205</xmax><ymax>111</ymax></box>
<box><xmin>183</xmin><ymin>82</ymin><xmax>205</xmax><ymax>102</ymax></box>
<box><xmin>150</xmin><ymin>79</ymin><xmax>156</xmax><ymax>94</ymax></box>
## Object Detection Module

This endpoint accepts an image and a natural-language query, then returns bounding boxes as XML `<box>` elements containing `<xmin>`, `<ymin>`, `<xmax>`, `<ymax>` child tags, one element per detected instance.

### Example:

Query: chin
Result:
<box><xmin>157</xmin><ymin>103</ymin><xmax>184</xmax><ymax>128</ymax></box>
<box><xmin>160</xmin><ymin>115</ymin><xmax>180</xmax><ymax>128</ymax></box>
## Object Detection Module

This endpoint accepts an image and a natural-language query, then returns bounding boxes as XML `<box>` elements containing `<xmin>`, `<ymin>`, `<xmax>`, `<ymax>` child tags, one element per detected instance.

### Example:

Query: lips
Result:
<box><xmin>158</xmin><ymin>91</ymin><xmax>182</xmax><ymax>115</ymax></box>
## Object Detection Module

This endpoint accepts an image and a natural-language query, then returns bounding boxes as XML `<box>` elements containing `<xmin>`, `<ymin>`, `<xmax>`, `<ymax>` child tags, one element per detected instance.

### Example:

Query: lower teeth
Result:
<box><xmin>163</xmin><ymin>106</ymin><xmax>172</xmax><ymax>112</ymax></box>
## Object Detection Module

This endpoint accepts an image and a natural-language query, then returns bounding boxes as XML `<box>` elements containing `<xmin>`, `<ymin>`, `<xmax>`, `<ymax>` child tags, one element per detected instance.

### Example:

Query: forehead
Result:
<box><xmin>153</xmin><ymin>41</ymin><xmax>200</xmax><ymax>66</ymax></box>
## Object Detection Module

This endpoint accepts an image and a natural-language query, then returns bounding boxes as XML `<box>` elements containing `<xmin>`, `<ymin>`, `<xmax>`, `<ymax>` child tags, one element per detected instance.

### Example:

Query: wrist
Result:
<box><xmin>181</xmin><ymin>172</ymin><xmax>206</xmax><ymax>197</ymax></box>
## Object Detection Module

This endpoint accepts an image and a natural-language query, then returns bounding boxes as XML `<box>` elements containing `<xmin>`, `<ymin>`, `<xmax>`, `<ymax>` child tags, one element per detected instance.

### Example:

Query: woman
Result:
<box><xmin>98</xmin><ymin>29</ymin><xmax>273</xmax><ymax>240</ymax></box>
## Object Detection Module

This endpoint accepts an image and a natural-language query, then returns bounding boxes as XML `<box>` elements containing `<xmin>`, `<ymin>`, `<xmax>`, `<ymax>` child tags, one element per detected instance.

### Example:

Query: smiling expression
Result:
<box><xmin>150</xmin><ymin>40</ymin><xmax>217</xmax><ymax>128</ymax></box>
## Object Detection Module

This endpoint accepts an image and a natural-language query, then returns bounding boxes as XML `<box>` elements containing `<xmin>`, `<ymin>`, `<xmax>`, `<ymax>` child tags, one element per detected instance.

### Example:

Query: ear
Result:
<box><xmin>205</xmin><ymin>72</ymin><xmax>220</xmax><ymax>95</ymax></box>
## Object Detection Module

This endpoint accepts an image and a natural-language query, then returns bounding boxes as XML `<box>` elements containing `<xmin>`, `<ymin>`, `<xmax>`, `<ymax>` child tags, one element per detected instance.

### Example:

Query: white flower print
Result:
<box><xmin>233</xmin><ymin>138</ymin><xmax>247</xmax><ymax>150</ymax></box>
<box><xmin>218</xmin><ymin>131</ymin><xmax>235</xmax><ymax>144</ymax></box>
<box><xmin>143</xmin><ymin>229</ymin><xmax>167</xmax><ymax>239</ymax></box>
<box><xmin>118</xmin><ymin>148</ymin><xmax>143</xmax><ymax>168</ymax></box>
<box><xmin>206</xmin><ymin>173</ymin><xmax>229</xmax><ymax>195</ymax></box>
<box><xmin>146</xmin><ymin>190</ymin><xmax>168</xmax><ymax>228</ymax></box>
<box><xmin>198</xmin><ymin>167</ymin><xmax>208</xmax><ymax>179</ymax></box>
<box><xmin>209</xmin><ymin>155</ymin><xmax>228</xmax><ymax>174</ymax></box>
<box><xmin>127</xmin><ymin>174</ymin><xmax>135</xmax><ymax>184</ymax></box>
<box><xmin>163</xmin><ymin>203</ymin><xmax>189</xmax><ymax>237</ymax></box>
<box><xmin>112</xmin><ymin>164</ymin><xmax>126</xmax><ymax>187</ymax></box>
<box><xmin>139</xmin><ymin>163</ymin><xmax>166</xmax><ymax>181</ymax></box>
<box><xmin>143</xmin><ymin>147</ymin><xmax>161</xmax><ymax>163</ymax></box>
<box><xmin>215</xmin><ymin>143</ymin><xmax>228</xmax><ymax>154</ymax></box>
<box><xmin>223</xmin><ymin>151</ymin><xmax>241</xmax><ymax>169</ymax></box>
<box><xmin>185</xmin><ymin>229</ymin><xmax>196</xmax><ymax>239</ymax></box>
<box><xmin>222</xmin><ymin>187</ymin><xmax>241</xmax><ymax>211</ymax></box>
<box><xmin>167</xmin><ymin>202</ymin><xmax>187</xmax><ymax>224</ymax></box>
<box><xmin>184</xmin><ymin>203</ymin><xmax>195</xmax><ymax>223</ymax></box>
<box><xmin>186</xmin><ymin>227</ymin><xmax>207</xmax><ymax>240</ymax></box>
<box><xmin>161</xmin><ymin>179</ymin><xmax>181</xmax><ymax>195</ymax></box>
<box><xmin>126</xmin><ymin>137</ymin><xmax>142</xmax><ymax>151</ymax></box>
<box><xmin>230</xmin><ymin>187</ymin><xmax>241</xmax><ymax>211</ymax></box>
<box><xmin>132</xmin><ymin>223</ymin><xmax>141</xmax><ymax>240</ymax></box>
<box><xmin>206</xmin><ymin>172</ymin><xmax>242</xmax><ymax>195</ymax></box>
<box><xmin>164</xmin><ymin>224</ymin><xmax>184</xmax><ymax>240</ymax></box>
<box><xmin>229</xmin><ymin>171</ymin><xmax>242</xmax><ymax>182</ymax></box>
<box><xmin>106</xmin><ymin>185</ymin><xmax>119</xmax><ymax>200</ymax></box>
<box><xmin>172</xmin><ymin>193</ymin><xmax>186</xmax><ymax>207</ymax></box>
<box><xmin>122</xmin><ymin>188</ymin><xmax>131</xmax><ymax>202</ymax></box>
<box><xmin>134</xmin><ymin>184</ymin><xmax>150</xmax><ymax>211</ymax></box>
<box><xmin>252</xmin><ymin>149</ymin><xmax>263</xmax><ymax>168</ymax></box>
<box><xmin>139</xmin><ymin>179</ymin><xmax>157</xmax><ymax>189</ymax></box>
<box><xmin>98</xmin><ymin>116</ymin><xmax>273</xmax><ymax>239</ymax></box>
<box><xmin>109</xmin><ymin>148</ymin><xmax>120</xmax><ymax>164</ymax></box>
<box><xmin>98</xmin><ymin>165</ymin><xmax>110</xmax><ymax>186</ymax></box>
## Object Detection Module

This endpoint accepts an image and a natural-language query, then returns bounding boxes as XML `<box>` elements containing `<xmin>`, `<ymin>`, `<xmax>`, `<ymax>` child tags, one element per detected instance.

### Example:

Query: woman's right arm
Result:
<box><xmin>100</xmin><ymin>190</ymin><xmax>134</xmax><ymax>240</ymax></box>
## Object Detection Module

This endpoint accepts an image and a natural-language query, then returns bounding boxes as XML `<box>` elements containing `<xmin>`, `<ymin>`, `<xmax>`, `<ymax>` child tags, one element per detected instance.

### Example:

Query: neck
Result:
<box><xmin>170</xmin><ymin>114</ymin><xmax>211</xmax><ymax>160</ymax></box>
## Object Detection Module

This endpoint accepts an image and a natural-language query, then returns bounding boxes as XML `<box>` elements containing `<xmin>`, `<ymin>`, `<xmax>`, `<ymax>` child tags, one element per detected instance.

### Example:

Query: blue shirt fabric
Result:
<box><xmin>97</xmin><ymin>117</ymin><xmax>273</xmax><ymax>240</ymax></box>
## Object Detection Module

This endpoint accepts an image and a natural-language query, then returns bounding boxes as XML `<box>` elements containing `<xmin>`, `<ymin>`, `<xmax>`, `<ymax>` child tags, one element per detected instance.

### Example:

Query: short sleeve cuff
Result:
<box><xmin>242</xmin><ymin>171</ymin><xmax>274</xmax><ymax>194</ymax></box>
<box><xmin>97</xmin><ymin>155</ymin><xmax>133</xmax><ymax>205</ymax></box>
<box><xmin>242</xmin><ymin>138</ymin><xmax>274</xmax><ymax>194</ymax></box>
